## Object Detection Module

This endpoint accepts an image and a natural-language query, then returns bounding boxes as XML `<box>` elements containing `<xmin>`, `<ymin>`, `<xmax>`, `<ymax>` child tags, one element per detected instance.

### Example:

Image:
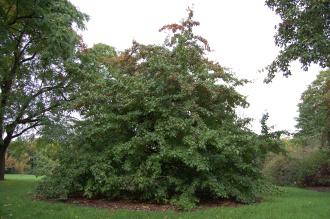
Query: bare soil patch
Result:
<box><xmin>64</xmin><ymin>198</ymin><xmax>242</xmax><ymax>212</ymax></box>
<box><xmin>67</xmin><ymin>198</ymin><xmax>177</xmax><ymax>211</ymax></box>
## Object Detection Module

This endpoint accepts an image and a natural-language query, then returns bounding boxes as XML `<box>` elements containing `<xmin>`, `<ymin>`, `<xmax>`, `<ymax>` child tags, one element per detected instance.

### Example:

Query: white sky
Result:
<box><xmin>70</xmin><ymin>0</ymin><xmax>322</xmax><ymax>133</ymax></box>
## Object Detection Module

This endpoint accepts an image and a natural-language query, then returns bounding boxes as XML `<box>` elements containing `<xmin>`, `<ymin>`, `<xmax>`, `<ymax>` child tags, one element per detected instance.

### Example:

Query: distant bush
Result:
<box><xmin>5</xmin><ymin>137</ymin><xmax>61</xmax><ymax>175</ymax></box>
<box><xmin>301</xmin><ymin>152</ymin><xmax>330</xmax><ymax>186</ymax></box>
<box><xmin>263</xmin><ymin>142</ymin><xmax>330</xmax><ymax>186</ymax></box>
<box><xmin>5</xmin><ymin>139</ymin><xmax>34</xmax><ymax>173</ymax></box>
<box><xmin>5</xmin><ymin>152</ymin><xmax>30</xmax><ymax>173</ymax></box>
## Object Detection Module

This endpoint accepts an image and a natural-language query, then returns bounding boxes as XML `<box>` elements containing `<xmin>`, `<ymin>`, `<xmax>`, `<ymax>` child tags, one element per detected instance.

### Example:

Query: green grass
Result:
<box><xmin>1</xmin><ymin>174</ymin><xmax>330</xmax><ymax>219</ymax></box>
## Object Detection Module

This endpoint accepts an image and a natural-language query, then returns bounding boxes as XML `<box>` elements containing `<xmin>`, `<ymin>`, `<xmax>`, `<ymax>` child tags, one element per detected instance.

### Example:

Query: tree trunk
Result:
<box><xmin>0</xmin><ymin>147</ymin><xmax>5</xmax><ymax>181</ymax></box>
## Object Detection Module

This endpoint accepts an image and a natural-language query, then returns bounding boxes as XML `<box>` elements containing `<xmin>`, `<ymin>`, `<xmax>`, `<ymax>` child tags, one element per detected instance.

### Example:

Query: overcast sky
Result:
<box><xmin>70</xmin><ymin>0</ymin><xmax>322</xmax><ymax>133</ymax></box>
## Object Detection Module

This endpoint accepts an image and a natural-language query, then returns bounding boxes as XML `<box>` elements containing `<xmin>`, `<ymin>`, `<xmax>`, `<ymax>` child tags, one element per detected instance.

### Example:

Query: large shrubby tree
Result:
<box><xmin>0</xmin><ymin>0</ymin><xmax>88</xmax><ymax>180</ymax></box>
<box><xmin>37</xmin><ymin>10</ymin><xmax>282</xmax><ymax>209</ymax></box>
<box><xmin>296</xmin><ymin>70</ymin><xmax>330</xmax><ymax>148</ymax></box>
<box><xmin>265</xmin><ymin>0</ymin><xmax>330</xmax><ymax>82</ymax></box>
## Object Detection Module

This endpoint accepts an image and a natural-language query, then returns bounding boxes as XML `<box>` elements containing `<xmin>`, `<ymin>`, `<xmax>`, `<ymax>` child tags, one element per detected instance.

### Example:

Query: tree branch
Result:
<box><xmin>10</xmin><ymin>122</ymin><xmax>40</xmax><ymax>139</ymax></box>
<box><xmin>5</xmin><ymin>2</ymin><xmax>15</xmax><ymax>19</ymax></box>
<box><xmin>0</xmin><ymin>53</ymin><xmax>19</xmax><ymax>140</ymax></box>
<box><xmin>9</xmin><ymin>15</ymin><xmax>43</xmax><ymax>25</ymax></box>
<box><xmin>20</xmin><ymin>52</ymin><xmax>37</xmax><ymax>64</ymax></box>
<box><xmin>19</xmin><ymin>39</ymin><xmax>32</xmax><ymax>58</ymax></box>
<box><xmin>7</xmin><ymin>6</ymin><xmax>43</xmax><ymax>26</ymax></box>
<box><xmin>14</xmin><ymin>83</ymin><xmax>66</xmax><ymax>120</ymax></box>
<box><xmin>0</xmin><ymin>28</ymin><xmax>26</xmax><ymax>139</ymax></box>
<box><xmin>17</xmin><ymin>117</ymin><xmax>39</xmax><ymax>124</ymax></box>
<box><xmin>6</xmin><ymin>102</ymin><xmax>62</xmax><ymax>140</ymax></box>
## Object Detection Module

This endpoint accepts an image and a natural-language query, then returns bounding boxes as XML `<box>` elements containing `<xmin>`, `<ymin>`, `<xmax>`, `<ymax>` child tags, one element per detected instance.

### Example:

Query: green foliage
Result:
<box><xmin>296</xmin><ymin>70</ymin><xmax>330</xmax><ymax>148</ymax></box>
<box><xmin>259</xmin><ymin>113</ymin><xmax>287</xmax><ymax>157</ymax></box>
<box><xmin>5</xmin><ymin>137</ymin><xmax>61</xmax><ymax>174</ymax></box>
<box><xmin>263</xmin><ymin>141</ymin><xmax>330</xmax><ymax>186</ymax></box>
<box><xmin>5</xmin><ymin>152</ymin><xmax>30</xmax><ymax>173</ymax></box>
<box><xmin>265</xmin><ymin>70</ymin><xmax>330</xmax><ymax>187</ymax></box>
<box><xmin>5</xmin><ymin>138</ymin><xmax>36</xmax><ymax>173</ymax></box>
<box><xmin>263</xmin><ymin>154</ymin><xmax>301</xmax><ymax>185</ymax></box>
<box><xmin>7</xmin><ymin>138</ymin><xmax>36</xmax><ymax>160</ymax></box>
<box><xmin>37</xmin><ymin>10</ymin><xmax>282</xmax><ymax>210</ymax></box>
<box><xmin>0</xmin><ymin>0</ymin><xmax>88</xmax><ymax>179</ymax></box>
<box><xmin>265</xmin><ymin>0</ymin><xmax>330</xmax><ymax>81</ymax></box>
<box><xmin>31</xmin><ymin>141</ymin><xmax>60</xmax><ymax>177</ymax></box>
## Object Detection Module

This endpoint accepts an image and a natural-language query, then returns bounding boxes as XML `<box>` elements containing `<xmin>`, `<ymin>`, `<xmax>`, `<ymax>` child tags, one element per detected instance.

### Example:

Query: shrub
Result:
<box><xmin>5</xmin><ymin>138</ymin><xmax>61</xmax><ymax>175</ymax></box>
<box><xmin>35</xmin><ymin>146</ymin><xmax>93</xmax><ymax>199</ymax></box>
<box><xmin>263</xmin><ymin>144</ymin><xmax>330</xmax><ymax>186</ymax></box>
<box><xmin>5</xmin><ymin>152</ymin><xmax>30</xmax><ymax>173</ymax></box>
<box><xmin>5</xmin><ymin>138</ymin><xmax>35</xmax><ymax>173</ymax></box>
<box><xmin>37</xmin><ymin>132</ymin><xmax>274</xmax><ymax>210</ymax></box>
<box><xmin>31</xmin><ymin>142</ymin><xmax>60</xmax><ymax>177</ymax></box>
<box><xmin>36</xmin><ymin>10</ymin><xmax>282</xmax><ymax>210</ymax></box>
<box><xmin>300</xmin><ymin>150</ymin><xmax>330</xmax><ymax>186</ymax></box>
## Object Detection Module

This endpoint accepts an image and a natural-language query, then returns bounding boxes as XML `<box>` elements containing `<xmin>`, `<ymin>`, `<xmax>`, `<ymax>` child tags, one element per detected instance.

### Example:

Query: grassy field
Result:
<box><xmin>0</xmin><ymin>174</ymin><xmax>329</xmax><ymax>219</ymax></box>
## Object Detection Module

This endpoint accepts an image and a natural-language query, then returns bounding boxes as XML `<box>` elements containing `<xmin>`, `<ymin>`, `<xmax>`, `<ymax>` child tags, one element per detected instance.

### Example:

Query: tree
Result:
<box><xmin>37</xmin><ymin>10</ymin><xmax>282</xmax><ymax>210</ymax></box>
<box><xmin>265</xmin><ymin>0</ymin><xmax>330</xmax><ymax>82</ymax></box>
<box><xmin>0</xmin><ymin>0</ymin><xmax>88</xmax><ymax>180</ymax></box>
<box><xmin>296</xmin><ymin>70</ymin><xmax>330</xmax><ymax>148</ymax></box>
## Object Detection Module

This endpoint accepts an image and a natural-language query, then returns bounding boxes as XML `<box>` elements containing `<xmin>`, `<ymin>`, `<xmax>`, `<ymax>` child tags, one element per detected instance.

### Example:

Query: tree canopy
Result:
<box><xmin>0</xmin><ymin>0</ymin><xmax>88</xmax><ymax>180</ymax></box>
<box><xmin>296</xmin><ymin>70</ymin><xmax>330</xmax><ymax>148</ymax></box>
<box><xmin>265</xmin><ymin>0</ymin><xmax>330</xmax><ymax>82</ymax></box>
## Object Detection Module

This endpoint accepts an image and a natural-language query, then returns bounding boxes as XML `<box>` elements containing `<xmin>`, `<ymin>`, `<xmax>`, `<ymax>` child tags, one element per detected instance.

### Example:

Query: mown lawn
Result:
<box><xmin>1</xmin><ymin>174</ymin><xmax>329</xmax><ymax>219</ymax></box>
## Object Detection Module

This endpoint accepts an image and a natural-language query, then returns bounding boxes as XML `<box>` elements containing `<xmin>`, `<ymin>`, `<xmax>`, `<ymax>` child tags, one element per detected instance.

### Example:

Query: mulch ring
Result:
<box><xmin>305</xmin><ymin>186</ymin><xmax>330</xmax><ymax>192</ymax></box>
<box><xmin>66</xmin><ymin>198</ymin><xmax>177</xmax><ymax>211</ymax></box>
<box><xmin>64</xmin><ymin>198</ymin><xmax>242</xmax><ymax>212</ymax></box>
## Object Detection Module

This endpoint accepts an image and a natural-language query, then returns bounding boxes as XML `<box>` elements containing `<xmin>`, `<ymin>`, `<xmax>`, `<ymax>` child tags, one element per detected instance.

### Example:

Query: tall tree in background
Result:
<box><xmin>0</xmin><ymin>0</ymin><xmax>88</xmax><ymax>180</ymax></box>
<box><xmin>265</xmin><ymin>0</ymin><xmax>330</xmax><ymax>82</ymax></box>
<box><xmin>296</xmin><ymin>70</ymin><xmax>330</xmax><ymax>148</ymax></box>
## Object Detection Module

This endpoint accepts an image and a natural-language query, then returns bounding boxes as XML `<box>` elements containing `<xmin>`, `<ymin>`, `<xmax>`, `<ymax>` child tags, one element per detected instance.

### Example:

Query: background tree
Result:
<box><xmin>5</xmin><ymin>138</ymin><xmax>35</xmax><ymax>173</ymax></box>
<box><xmin>265</xmin><ymin>0</ymin><xmax>330</xmax><ymax>82</ymax></box>
<box><xmin>296</xmin><ymin>70</ymin><xmax>330</xmax><ymax>148</ymax></box>
<box><xmin>0</xmin><ymin>0</ymin><xmax>88</xmax><ymax>180</ymax></box>
<box><xmin>263</xmin><ymin>71</ymin><xmax>330</xmax><ymax>186</ymax></box>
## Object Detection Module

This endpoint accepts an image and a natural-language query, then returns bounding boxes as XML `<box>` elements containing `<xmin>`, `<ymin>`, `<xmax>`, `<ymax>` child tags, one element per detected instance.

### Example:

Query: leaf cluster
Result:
<box><xmin>265</xmin><ymin>0</ymin><xmax>330</xmax><ymax>82</ymax></box>
<box><xmin>296</xmin><ymin>70</ymin><xmax>330</xmax><ymax>148</ymax></box>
